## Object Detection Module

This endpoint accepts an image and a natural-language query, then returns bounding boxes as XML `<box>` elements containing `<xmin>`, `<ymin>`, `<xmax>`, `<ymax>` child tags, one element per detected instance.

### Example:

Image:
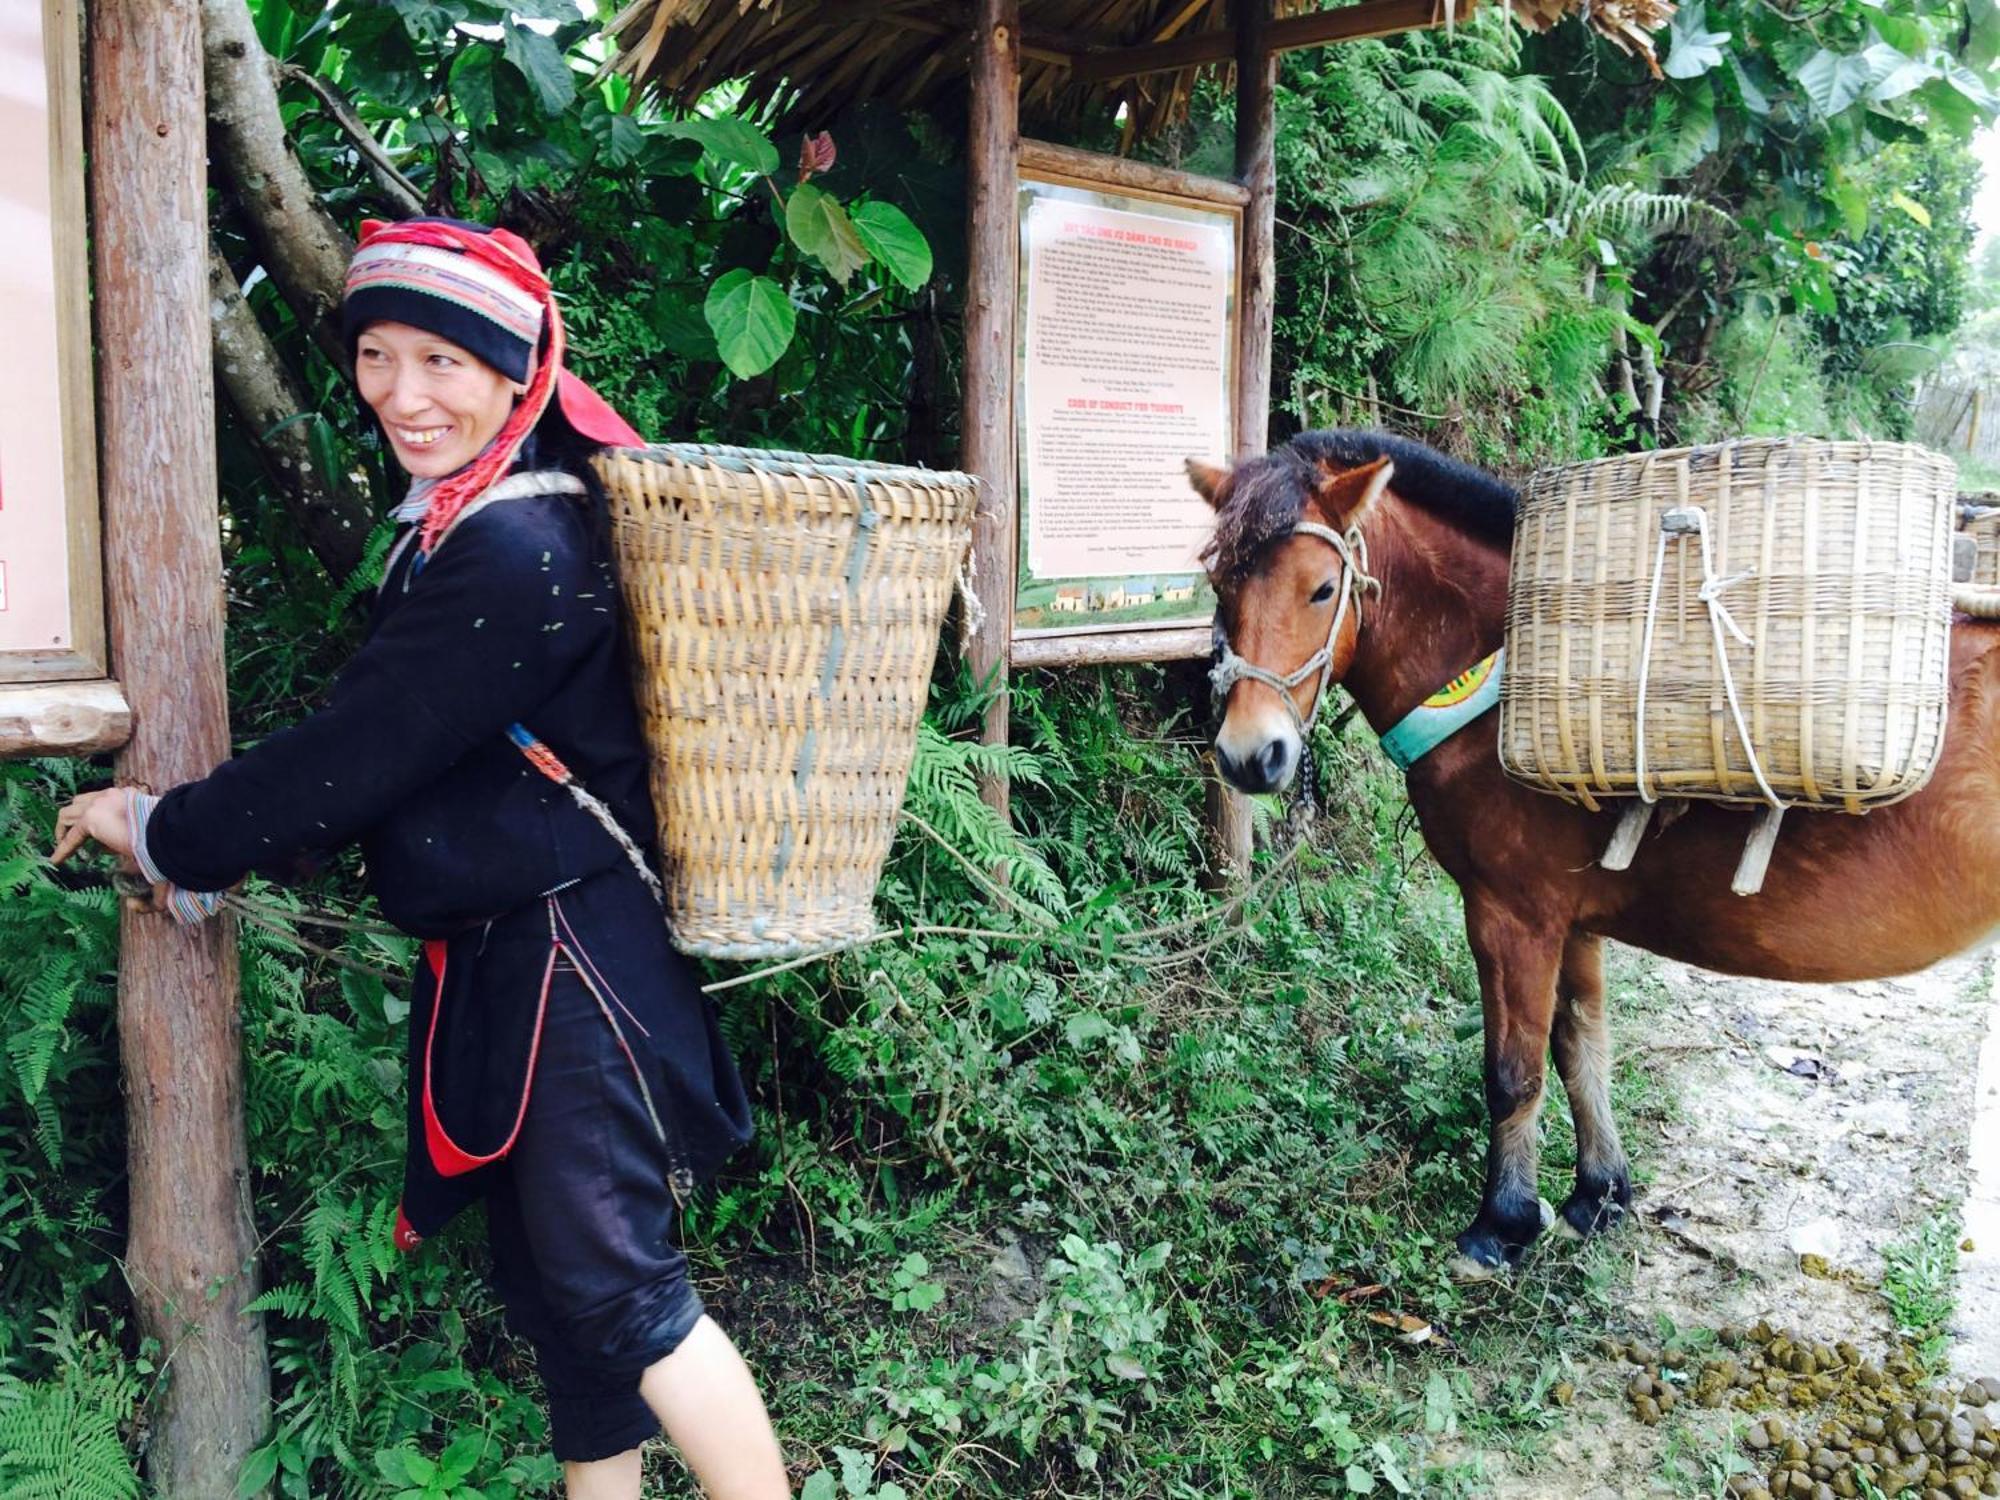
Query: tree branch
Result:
<box><xmin>278</xmin><ymin>63</ymin><xmax>424</xmax><ymax>217</ymax></box>
<box><xmin>210</xmin><ymin>248</ymin><xmax>374</xmax><ymax>578</ymax></box>
<box><xmin>201</xmin><ymin>0</ymin><xmax>354</xmax><ymax>372</ymax></box>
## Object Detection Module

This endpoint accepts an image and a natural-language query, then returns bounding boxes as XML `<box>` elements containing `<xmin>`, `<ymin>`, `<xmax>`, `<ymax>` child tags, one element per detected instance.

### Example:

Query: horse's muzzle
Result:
<box><xmin>1215</xmin><ymin>733</ymin><xmax>1298</xmax><ymax>795</ymax></box>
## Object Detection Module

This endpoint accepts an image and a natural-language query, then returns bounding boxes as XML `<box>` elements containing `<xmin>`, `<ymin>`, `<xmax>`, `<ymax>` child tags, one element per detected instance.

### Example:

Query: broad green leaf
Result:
<box><xmin>1869</xmin><ymin>14</ymin><xmax>1930</xmax><ymax>56</ymax></box>
<box><xmin>1663</xmin><ymin>0</ymin><xmax>1730</xmax><ymax>79</ymax></box>
<box><xmin>649</xmin><ymin>285</ymin><xmax>719</xmax><ymax>360</ymax></box>
<box><xmin>1106</xmin><ymin>1352</ymin><xmax>1149</xmax><ymax>1379</ymax></box>
<box><xmin>1918</xmin><ymin>76</ymin><xmax>1980</xmax><ymax>135</ymax></box>
<box><xmin>1943</xmin><ymin>59</ymin><xmax>2000</xmax><ymax>112</ymax></box>
<box><xmin>1346</xmin><ymin>1466</ymin><xmax>1378</xmax><ymax>1495</ymax></box>
<box><xmin>1866</xmin><ymin>56</ymin><xmax>1937</xmax><ymax>104</ymax></box>
<box><xmin>851</xmin><ymin>200</ymin><xmax>934</xmax><ymax>289</ymax></box>
<box><xmin>1795</xmin><ymin>49</ymin><xmax>1874</xmax><ymax>116</ymax></box>
<box><xmin>1888</xmin><ymin>189</ymin><xmax>1931</xmax><ymax>227</ymax></box>
<box><xmin>388</xmin><ymin>0</ymin><xmax>467</xmax><ymax>45</ymax></box>
<box><xmin>1728</xmin><ymin>53</ymin><xmax>1771</xmax><ymax>115</ymax></box>
<box><xmin>785</xmin><ymin>184</ymin><xmax>870</xmax><ymax>285</ymax></box>
<box><xmin>469</xmin><ymin>0</ymin><xmax>580</xmax><ymax>17</ymax></box>
<box><xmin>583</xmin><ymin>104</ymin><xmax>646</xmax><ymax>167</ymax></box>
<box><xmin>703</xmin><ymin>270</ymin><xmax>795</xmax><ymax>378</ymax></box>
<box><xmin>449</xmin><ymin>45</ymin><xmax>496</xmax><ymax>129</ymax></box>
<box><xmin>500</xmin><ymin>22</ymin><xmax>575</xmax><ymax>114</ymax></box>
<box><xmin>1973</xmin><ymin>0</ymin><xmax>2000</xmax><ymax>70</ymax></box>
<box><xmin>236</xmin><ymin>1445</ymin><xmax>282</xmax><ymax>1498</ymax></box>
<box><xmin>439</xmin><ymin>1434</ymin><xmax>485</xmax><ymax>1484</ymax></box>
<box><xmin>1791</xmin><ymin>263</ymin><xmax>1837</xmax><ymax>316</ymax></box>
<box><xmin>799</xmin><ymin>1475</ymin><xmax>837</xmax><ymax>1500</ymax></box>
<box><xmin>660</xmin><ymin>116</ymin><xmax>780</xmax><ymax>175</ymax></box>
<box><xmin>1831</xmin><ymin>178</ymin><xmax>1869</xmax><ymax>237</ymax></box>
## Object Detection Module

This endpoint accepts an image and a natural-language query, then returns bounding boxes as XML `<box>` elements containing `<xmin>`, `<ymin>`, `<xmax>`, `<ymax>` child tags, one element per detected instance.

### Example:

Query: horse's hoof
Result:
<box><xmin>1538</xmin><ymin>1196</ymin><xmax>1556</xmax><ymax>1233</ymax></box>
<box><xmin>1557</xmin><ymin>1177</ymin><xmax>1632</xmax><ymax>1239</ymax></box>
<box><xmin>1449</xmin><ymin>1252</ymin><xmax>1501</xmax><ymax>1282</ymax></box>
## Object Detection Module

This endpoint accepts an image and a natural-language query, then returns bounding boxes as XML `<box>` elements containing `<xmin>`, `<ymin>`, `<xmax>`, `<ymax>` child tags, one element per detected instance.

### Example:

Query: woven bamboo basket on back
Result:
<box><xmin>593</xmin><ymin>445</ymin><xmax>979</xmax><ymax>959</ymax></box>
<box><xmin>1499</xmin><ymin>438</ymin><xmax>1956</xmax><ymax>812</ymax></box>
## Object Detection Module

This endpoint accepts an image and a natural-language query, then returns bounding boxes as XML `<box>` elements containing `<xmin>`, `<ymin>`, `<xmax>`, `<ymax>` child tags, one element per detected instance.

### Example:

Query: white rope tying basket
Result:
<box><xmin>1499</xmin><ymin>438</ymin><xmax>1957</xmax><ymax>818</ymax></box>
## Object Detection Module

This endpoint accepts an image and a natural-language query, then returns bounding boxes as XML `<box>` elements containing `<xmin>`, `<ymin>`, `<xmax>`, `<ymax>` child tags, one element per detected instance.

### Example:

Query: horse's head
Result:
<box><xmin>1191</xmin><ymin>448</ymin><xmax>1395</xmax><ymax>795</ymax></box>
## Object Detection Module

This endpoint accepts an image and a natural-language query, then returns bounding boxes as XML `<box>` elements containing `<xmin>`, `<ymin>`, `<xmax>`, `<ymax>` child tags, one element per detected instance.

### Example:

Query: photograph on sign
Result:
<box><xmin>0</xmin><ymin>0</ymin><xmax>99</xmax><ymax>683</ymax></box>
<box><xmin>1014</xmin><ymin>173</ymin><xmax>1237</xmax><ymax>639</ymax></box>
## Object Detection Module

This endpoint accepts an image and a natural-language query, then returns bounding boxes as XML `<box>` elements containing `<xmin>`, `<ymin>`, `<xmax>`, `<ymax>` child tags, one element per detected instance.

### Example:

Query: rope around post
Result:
<box><xmin>100</xmin><ymin>799</ymin><xmax>1322</xmax><ymax>996</ymax></box>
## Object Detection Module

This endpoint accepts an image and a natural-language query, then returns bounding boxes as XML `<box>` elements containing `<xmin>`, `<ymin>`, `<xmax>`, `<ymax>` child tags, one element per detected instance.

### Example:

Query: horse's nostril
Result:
<box><xmin>1258</xmin><ymin>739</ymin><xmax>1291</xmax><ymax>782</ymax></box>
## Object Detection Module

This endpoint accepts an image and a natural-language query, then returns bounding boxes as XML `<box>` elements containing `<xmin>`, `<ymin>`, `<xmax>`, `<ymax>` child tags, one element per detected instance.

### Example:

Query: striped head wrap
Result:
<box><xmin>341</xmin><ymin>217</ymin><xmax>643</xmax><ymax>556</ymax></box>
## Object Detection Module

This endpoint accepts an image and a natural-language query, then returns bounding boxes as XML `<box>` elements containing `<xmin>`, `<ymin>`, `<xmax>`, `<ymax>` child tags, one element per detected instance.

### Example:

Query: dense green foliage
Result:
<box><xmin>5</xmin><ymin>0</ymin><xmax>1998</xmax><ymax>1494</ymax></box>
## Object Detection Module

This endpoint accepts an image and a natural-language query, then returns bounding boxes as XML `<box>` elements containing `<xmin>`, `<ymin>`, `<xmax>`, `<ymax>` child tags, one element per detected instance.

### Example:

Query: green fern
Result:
<box><xmin>0</xmin><ymin>1321</ymin><xmax>140</xmax><ymax>1500</ymax></box>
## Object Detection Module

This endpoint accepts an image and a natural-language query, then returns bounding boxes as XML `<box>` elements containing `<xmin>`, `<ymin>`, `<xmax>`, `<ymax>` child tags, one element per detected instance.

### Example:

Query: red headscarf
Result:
<box><xmin>348</xmin><ymin>218</ymin><xmax>644</xmax><ymax>555</ymax></box>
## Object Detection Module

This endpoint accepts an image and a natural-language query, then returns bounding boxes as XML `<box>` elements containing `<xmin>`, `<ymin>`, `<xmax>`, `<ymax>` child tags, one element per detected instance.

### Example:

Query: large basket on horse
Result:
<box><xmin>1960</xmin><ymin>494</ymin><xmax>2000</xmax><ymax>615</ymax></box>
<box><xmin>592</xmin><ymin>445</ymin><xmax>979</xmax><ymax>959</ymax></box>
<box><xmin>1498</xmin><ymin>439</ymin><xmax>1957</xmax><ymax>888</ymax></box>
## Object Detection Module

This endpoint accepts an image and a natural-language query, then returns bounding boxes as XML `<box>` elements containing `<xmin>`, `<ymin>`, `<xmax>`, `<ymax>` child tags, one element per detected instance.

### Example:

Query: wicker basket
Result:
<box><xmin>593</xmin><ymin>444</ymin><xmax>979</xmax><ymax>959</ymax></box>
<box><xmin>1964</xmin><ymin>495</ymin><xmax>2000</xmax><ymax>589</ymax></box>
<box><xmin>1499</xmin><ymin>438</ymin><xmax>1956</xmax><ymax>812</ymax></box>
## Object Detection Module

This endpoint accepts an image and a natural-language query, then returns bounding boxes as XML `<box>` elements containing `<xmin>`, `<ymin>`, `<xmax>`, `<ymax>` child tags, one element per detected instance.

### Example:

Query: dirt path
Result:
<box><xmin>1481</xmin><ymin>947</ymin><xmax>1998</xmax><ymax>1499</ymax></box>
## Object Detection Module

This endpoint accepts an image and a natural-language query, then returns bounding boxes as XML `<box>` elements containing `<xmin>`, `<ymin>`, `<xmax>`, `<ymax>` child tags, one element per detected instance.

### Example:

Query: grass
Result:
<box><xmin>1880</xmin><ymin>1212</ymin><xmax>1962</xmax><ymax>1374</ymax></box>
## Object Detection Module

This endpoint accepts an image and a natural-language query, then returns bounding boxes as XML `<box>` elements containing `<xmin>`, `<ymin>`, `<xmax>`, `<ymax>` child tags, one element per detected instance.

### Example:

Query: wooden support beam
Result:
<box><xmin>1018</xmin><ymin>138</ymin><xmax>1251</xmax><ymax>206</ymax></box>
<box><xmin>964</xmin><ymin>0</ymin><xmax>1021</xmax><ymax>820</ymax></box>
<box><xmin>1069</xmin><ymin>0</ymin><xmax>1466</xmax><ymax>83</ymax></box>
<box><xmin>1012</xmin><ymin>626</ymin><xmax>1212</xmax><ymax>670</ymax></box>
<box><xmin>89</xmin><ymin>0</ymin><xmax>269</xmax><ymax>1491</ymax></box>
<box><xmin>0</xmin><ymin>680</ymin><xmax>132</xmax><ymax>758</ymax></box>
<box><xmin>1204</xmin><ymin>0</ymin><xmax>1278</xmax><ymax>881</ymax></box>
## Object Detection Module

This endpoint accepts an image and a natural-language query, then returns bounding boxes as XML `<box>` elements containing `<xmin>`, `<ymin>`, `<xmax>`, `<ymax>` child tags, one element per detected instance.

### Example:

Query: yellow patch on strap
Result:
<box><xmin>1423</xmin><ymin>655</ymin><xmax>1498</xmax><ymax>710</ymax></box>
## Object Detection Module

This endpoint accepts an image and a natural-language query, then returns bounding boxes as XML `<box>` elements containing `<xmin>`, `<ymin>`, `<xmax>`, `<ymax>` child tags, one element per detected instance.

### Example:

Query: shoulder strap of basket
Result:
<box><xmin>389</xmin><ymin>470</ymin><xmax>662</xmax><ymax>903</ymax></box>
<box><xmin>384</xmin><ymin>469</ymin><xmax>587</xmax><ymax>583</ymax></box>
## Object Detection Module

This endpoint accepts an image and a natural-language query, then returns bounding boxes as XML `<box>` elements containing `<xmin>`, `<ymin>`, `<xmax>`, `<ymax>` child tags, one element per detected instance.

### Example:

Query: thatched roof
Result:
<box><xmin>605</xmin><ymin>0</ymin><xmax>1673</xmax><ymax>142</ymax></box>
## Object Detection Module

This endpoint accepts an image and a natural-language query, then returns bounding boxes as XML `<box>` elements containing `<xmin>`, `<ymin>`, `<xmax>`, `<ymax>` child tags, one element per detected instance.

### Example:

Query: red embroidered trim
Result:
<box><xmin>418</xmin><ymin>937</ymin><xmax>550</xmax><ymax>1177</ymax></box>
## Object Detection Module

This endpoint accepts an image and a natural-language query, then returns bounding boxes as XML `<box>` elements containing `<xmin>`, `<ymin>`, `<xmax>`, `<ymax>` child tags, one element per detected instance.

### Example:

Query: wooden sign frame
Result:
<box><xmin>1007</xmin><ymin>140</ymin><xmax>1248</xmax><ymax>671</ymax></box>
<box><xmin>0</xmin><ymin>0</ymin><xmax>125</xmax><ymax>756</ymax></box>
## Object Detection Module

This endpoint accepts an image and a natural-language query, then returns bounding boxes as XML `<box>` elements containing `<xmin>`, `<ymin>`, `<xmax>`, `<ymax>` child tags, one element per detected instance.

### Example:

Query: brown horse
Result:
<box><xmin>1190</xmin><ymin>430</ymin><xmax>2000</xmax><ymax>1274</ymax></box>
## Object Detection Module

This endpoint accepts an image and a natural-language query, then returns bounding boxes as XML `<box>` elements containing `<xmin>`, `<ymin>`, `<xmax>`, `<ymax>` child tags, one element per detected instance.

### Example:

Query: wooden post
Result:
<box><xmin>1207</xmin><ymin>0</ymin><xmax>1277</xmax><ymax>878</ymax></box>
<box><xmin>963</xmin><ymin>0</ymin><xmax>1022</xmax><ymax>818</ymax></box>
<box><xmin>90</xmin><ymin>1</ymin><xmax>269</xmax><ymax>1492</ymax></box>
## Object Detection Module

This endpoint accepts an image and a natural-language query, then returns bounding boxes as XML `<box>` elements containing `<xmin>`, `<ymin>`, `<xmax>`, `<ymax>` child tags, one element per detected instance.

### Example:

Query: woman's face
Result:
<box><xmin>354</xmin><ymin>321</ymin><xmax>519</xmax><ymax>478</ymax></box>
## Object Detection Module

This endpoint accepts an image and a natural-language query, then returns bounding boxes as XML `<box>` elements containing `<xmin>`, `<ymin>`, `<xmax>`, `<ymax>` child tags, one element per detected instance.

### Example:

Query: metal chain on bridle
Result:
<box><xmin>1207</xmin><ymin>520</ymin><xmax>1380</xmax><ymax>842</ymax></box>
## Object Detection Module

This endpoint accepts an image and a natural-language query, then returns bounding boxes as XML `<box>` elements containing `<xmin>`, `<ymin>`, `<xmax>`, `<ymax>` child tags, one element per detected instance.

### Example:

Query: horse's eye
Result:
<box><xmin>1310</xmin><ymin>580</ymin><xmax>1336</xmax><ymax>605</ymax></box>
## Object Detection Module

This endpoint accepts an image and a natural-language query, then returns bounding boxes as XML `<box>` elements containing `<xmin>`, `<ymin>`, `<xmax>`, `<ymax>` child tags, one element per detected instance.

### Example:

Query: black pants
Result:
<box><xmin>483</xmin><ymin>952</ymin><xmax>706</xmax><ymax>1463</ymax></box>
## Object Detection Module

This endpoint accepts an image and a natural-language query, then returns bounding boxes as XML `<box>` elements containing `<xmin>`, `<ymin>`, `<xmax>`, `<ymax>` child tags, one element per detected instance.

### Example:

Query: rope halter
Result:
<box><xmin>1209</xmin><ymin>519</ymin><xmax>1380</xmax><ymax>739</ymax></box>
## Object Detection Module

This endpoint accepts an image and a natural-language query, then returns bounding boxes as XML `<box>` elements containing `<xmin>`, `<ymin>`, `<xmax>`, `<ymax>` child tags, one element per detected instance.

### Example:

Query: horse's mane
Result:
<box><xmin>1202</xmin><ymin>429</ymin><xmax>1518</xmax><ymax>583</ymax></box>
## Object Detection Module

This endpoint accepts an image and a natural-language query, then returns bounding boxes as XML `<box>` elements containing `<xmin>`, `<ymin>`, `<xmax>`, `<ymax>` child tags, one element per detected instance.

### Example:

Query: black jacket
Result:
<box><xmin>147</xmin><ymin>480</ymin><xmax>657</xmax><ymax>938</ymax></box>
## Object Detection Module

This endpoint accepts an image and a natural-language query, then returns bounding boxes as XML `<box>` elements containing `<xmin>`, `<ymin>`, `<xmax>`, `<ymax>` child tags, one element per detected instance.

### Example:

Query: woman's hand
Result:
<box><xmin>52</xmin><ymin>787</ymin><xmax>137</xmax><ymax>865</ymax></box>
<box><xmin>52</xmin><ymin>790</ymin><xmax>174</xmax><ymax>915</ymax></box>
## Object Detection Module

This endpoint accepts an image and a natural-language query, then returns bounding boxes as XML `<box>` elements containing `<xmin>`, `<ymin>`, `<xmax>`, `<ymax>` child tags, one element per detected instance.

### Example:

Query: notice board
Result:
<box><xmin>0</xmin><ymin>0</ymin><xmax>103</xmax><ymax>685</ymax></box>
<box><xmin>1012</xmin><ymin>147</ymin><xmax>1240</xmax><ymax>661</ymax></box>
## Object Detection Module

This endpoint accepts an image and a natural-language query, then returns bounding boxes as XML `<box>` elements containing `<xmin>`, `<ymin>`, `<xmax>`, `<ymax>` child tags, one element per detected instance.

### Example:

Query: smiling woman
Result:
<box><xmin>50</xmin><ymin>216</ymin><xmax>791</xmax><ymax>1500</ymax></box>
<box><xmin>352</xmin><ymin>322</ymin><xmax>521</xmax><ymax>477</ymax></box>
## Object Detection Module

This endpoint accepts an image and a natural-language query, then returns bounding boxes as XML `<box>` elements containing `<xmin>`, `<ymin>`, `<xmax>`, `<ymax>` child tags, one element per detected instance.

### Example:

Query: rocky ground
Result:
<box><xmin>1480</xmin><ymin>949</ymin><xmax>2000</xmax><ymax>1499</ymax></box>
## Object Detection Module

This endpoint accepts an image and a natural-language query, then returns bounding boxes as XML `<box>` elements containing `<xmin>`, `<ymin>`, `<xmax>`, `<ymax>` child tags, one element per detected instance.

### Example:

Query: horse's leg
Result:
<box><xmin>1453</xmin><ymin>897</ymin><xmax>1562</xmax><ymax>1275</ymax></box>
<box><xmin>1549</xmin><ymin>931</ymin><xmax>1631</xmax><ymax>1238</ymax></box>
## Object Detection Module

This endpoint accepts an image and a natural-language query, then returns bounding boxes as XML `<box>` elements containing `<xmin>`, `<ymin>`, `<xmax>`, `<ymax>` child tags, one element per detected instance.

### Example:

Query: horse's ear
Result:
<box><xmin>1185</xmin><ymin>458</ymin><xmax>1230</xmax><ymax>510</ymax></box>
<box><xmin>1310</xmin><ymin>455</ymin><xmax>1395</xmax><ymax>527</ymax></box>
